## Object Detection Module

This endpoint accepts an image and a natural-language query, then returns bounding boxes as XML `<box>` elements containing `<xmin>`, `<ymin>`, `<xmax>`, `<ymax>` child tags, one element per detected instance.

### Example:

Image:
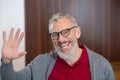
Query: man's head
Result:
<box><xmin>49</xmin><ymin>13</ymin><xmax>81</xmax><ymax>60</ymax></box>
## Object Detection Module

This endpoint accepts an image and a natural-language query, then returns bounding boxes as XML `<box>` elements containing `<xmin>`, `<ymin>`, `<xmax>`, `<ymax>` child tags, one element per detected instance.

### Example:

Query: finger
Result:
<box><xmin>17</xmin><ymin>32</ymin><xmax>25</xmax><ymax>45</ymax></box>
<box><xmin>9</xmin><ymin>28</ymin><xmax>14</xmax><ymax>40</ymax></box>
<box><xmin>3</xmin><ymin>31</ymin><xmax>7</xmax><ymax>42</ymax></box>
<box><xmin>14</xmin><ymin>28</ymin><xmax>20</xmax><ymax>40</ymax></box>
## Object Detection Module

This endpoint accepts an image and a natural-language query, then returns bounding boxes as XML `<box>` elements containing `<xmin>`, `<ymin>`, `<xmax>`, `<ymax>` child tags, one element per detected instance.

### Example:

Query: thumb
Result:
<box><xmin>18</xmin><ymin>51</ymin><xmax>27</xmax><ymax>57</ymax></box>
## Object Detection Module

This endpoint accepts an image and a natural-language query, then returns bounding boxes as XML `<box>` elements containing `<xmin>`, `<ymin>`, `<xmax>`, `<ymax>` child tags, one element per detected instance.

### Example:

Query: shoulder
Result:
<box><xmin>85</xmin><ymin>47</ymin><xmax>114</xmax><ymax>79</ymax></box>
<box><xmin>31</xmin><ymin>51</ymin><xmax>57</xmax><ymax>64</ymax></box>
<box><xmin>86</xmin><ymin>46</ymin><xmax>113</xmax><ymax>71</ymax></box>
<box><xmin>86</xmin><ymin>47</ymin><xmax>109</xmax><ymax>64</ymax></box>
<box><xmin>85</xmin><ymin>46</ymin><xmax>113</xmax><ymax>70</ymax></box>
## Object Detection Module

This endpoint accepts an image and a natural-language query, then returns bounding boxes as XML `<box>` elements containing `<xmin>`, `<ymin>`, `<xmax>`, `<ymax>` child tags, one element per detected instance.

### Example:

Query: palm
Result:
<box><xmin>2</xmin><ymin>40</ymin><xmax>19</xmax><ymax>59</ymax></box>
<box><xmin>2</xmin><ymin>28</ymin><xmax>27</xmax><ymax>61</ymax></box>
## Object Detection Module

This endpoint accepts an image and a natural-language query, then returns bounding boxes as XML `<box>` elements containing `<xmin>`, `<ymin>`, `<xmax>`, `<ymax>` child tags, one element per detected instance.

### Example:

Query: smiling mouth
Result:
<box><xmin>58</xmin><ymin>41</ymin><xmax>71</xmax><ymax>50</ymax></box>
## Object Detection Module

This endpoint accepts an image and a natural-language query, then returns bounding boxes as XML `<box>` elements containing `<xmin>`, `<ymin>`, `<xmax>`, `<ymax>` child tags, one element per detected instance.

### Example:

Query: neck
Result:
<box><xmin>65</xmin><ymin>47</ymin><xmax>82</xmax><ymax>66</ymax></box>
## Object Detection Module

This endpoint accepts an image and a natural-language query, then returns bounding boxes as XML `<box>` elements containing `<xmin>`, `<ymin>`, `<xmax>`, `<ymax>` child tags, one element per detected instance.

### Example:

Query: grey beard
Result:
<box><xmin>55</xmin><ymin>41</ymin><xmax>77</xmax><ymax>61</ymax></box>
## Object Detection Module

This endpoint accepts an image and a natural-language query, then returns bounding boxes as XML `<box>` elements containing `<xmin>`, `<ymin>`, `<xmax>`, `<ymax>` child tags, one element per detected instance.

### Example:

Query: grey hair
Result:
<box><xmin>49</xmin><ymin>13</ymin><xmax>78</xmax><ymax>33</ymax></box>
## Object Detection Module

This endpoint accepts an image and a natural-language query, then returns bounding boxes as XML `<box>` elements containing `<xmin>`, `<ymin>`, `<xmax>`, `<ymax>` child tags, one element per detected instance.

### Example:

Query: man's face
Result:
<box><xmin>50</xmin><ymin>18</ymin><xmax>80</xmax><ymax>60</ymax></box>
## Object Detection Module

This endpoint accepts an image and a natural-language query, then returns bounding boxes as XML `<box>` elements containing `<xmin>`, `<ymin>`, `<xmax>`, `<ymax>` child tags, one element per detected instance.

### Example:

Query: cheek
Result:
<box><xmin>67</xmin><ymin>34</ymin><xmax>78</xmax><ymax>45</ymax></box>
<box><xmin>68</xmin><ymin>32</ymin><xmax>76</xmax><ymax>40</ymax></box>
<box><xmin>52</xmin><ymin>40</ymin><xmax>58</xmax><ymax>46</ymax></box>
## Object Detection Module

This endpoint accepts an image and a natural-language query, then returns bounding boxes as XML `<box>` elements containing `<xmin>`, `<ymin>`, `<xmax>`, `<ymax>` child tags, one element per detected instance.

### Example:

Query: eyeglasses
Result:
<box><xmin>49</xmin><ymin>26</ymin><xmax>77</xmax><ymax>40</ymax></box>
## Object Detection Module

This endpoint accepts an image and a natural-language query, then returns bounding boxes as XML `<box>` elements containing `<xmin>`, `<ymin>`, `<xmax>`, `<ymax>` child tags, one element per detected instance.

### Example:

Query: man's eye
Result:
<box><xmin>62</xmin><ymin>30</ymin><xmax>69</xmax><ymax>35</ymax></box>
<box><xmin>52</xmin><ymin>33</ymin><xmax>58</xmax><ymax>36</ymax></box>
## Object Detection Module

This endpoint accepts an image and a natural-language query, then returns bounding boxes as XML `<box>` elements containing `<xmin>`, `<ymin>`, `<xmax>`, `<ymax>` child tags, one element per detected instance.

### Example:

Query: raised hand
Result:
<box><xmin>2</xmin><ymin>28</ymin><xmax>27</xmax><ymax>63</ymax></box>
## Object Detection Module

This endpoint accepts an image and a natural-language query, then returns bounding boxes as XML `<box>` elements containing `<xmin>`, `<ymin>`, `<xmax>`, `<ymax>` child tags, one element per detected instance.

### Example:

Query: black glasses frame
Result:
<box><xmin>49</xmin><ymin>26</ymin><xmax>77</xmax><ymax>40</ymax></box>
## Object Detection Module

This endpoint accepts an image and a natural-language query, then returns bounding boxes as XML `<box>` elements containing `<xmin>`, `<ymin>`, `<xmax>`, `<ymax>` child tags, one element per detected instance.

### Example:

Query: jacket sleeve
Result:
<box><xmin>105</xmin><ymin>61</ymin><xmax>115</xmax><ymax>80</ymax></box>
<box><xmin>1</xmin><ymin>52</ymin><xmax>56</xmax><ymax>80</ymax></box>
<box><xmin>1</xmin><ymin>61</ymin><xmax>32</xmax><ymax>80</ymax></box>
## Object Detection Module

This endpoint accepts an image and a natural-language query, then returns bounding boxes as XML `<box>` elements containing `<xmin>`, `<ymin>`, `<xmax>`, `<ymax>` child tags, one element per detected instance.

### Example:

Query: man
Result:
<box><xmin>1</xmin><ymin>13</ymin><xmax>114</xmax><ymax>80</ymax></box>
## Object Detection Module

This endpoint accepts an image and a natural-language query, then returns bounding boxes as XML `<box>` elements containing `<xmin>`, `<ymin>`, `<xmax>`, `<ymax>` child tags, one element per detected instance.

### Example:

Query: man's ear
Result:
<box><xmin>75</xmin><ymin>26</ymin><xmax>81</xmax><ymax>39</ymax></box>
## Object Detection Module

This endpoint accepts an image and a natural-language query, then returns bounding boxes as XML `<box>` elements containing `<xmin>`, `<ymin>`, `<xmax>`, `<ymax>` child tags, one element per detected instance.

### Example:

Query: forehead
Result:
<box><xmin>51</xmin><ymin>18</ymin><xmax>73</xmax><ymax>32</ymax></box>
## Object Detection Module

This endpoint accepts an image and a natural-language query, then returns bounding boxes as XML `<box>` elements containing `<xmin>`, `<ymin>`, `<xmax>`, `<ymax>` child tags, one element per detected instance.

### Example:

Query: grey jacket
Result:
<box><xmin>1</xmin><ymin>47</ymin><xmax>114</xmax><ymax>80</ymax></box>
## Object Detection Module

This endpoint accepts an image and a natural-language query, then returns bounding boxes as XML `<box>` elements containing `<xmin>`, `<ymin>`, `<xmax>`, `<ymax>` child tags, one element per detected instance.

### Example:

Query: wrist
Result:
<box><xmin>1</xmin><ymin>58</ymin><xmax>12</xmax><ymax>64</ymax></box>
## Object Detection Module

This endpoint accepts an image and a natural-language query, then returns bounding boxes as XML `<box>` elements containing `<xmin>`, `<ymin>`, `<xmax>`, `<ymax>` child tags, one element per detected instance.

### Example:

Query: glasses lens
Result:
<box><xmin>61</xmin><ymin>29</ymin><xmax>70</xmax><ymax>37</ymax></box>
<box><xmin>51</xmin><ymin>32</ymin><xmax>59</xmax><ymax>39</ymax></box>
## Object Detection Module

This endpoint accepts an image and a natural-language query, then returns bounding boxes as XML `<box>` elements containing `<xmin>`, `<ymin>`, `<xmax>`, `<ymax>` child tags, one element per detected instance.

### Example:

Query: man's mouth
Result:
<box><xmin>58</xmin><ymin>41</ymin><xmax>71</xmax><ymax>50</ymax></box>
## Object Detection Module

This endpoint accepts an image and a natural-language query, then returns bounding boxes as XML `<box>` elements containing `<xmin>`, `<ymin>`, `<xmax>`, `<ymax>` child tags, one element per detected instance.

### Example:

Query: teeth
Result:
<box><xmin>61</xmin><ymin>42</ymin><xmax>68</xmax><ymax>47</ymax></box>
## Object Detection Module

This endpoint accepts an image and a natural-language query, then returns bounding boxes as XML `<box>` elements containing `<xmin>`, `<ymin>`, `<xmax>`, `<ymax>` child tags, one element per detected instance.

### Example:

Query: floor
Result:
<box><xmin>111</xmin><ymin>61</ymin><xmax>120</xmax><ymax>80</ymax></box>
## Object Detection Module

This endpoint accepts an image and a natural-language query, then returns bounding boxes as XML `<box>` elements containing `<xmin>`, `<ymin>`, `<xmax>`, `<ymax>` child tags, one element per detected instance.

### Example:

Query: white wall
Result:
<box><xmin>0</xmin><ymin>0</ymin><xmax>25</xmax><ymax>71</ymax></box>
